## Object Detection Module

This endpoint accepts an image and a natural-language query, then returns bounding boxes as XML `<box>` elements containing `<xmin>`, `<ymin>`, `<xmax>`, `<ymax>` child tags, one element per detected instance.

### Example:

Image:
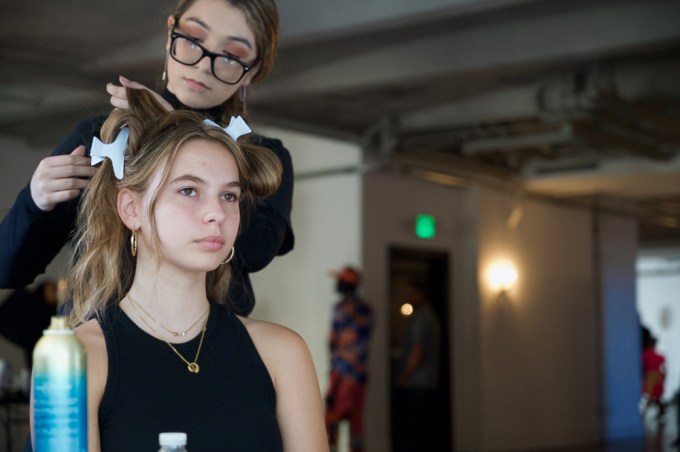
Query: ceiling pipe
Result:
<box><xmin>294</xmin><ymin>148</ymin><xmax>680</xmax><ymax>232</ymax></box>
<box><xmin>461</xmin><ymin>123</ymin><xmax>573</xmax><ymax>155</ymax></box>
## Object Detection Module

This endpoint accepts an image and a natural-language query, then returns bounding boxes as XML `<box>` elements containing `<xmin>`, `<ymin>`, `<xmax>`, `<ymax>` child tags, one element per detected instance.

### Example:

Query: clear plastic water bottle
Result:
<box><xmin>158</xmin><ymin>432</ymin><xmax>188</xmax><ymax>451</ymax></box>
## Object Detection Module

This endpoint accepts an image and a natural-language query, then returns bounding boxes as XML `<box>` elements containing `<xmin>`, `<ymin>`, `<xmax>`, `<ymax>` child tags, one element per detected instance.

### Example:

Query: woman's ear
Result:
<box><xmin>166</xmin><ymin>15</ymin><xmax>176</xmax><ymax>51</ymax></box>
<box><xmin>118</xmin><ymin>188</ymin><xmax>141</xmax><ymax>231</ymax></box>
<box><xmin>242</xmin><ymin>62</ymin><xmax>261</xmax><ymax>87</ymax></box>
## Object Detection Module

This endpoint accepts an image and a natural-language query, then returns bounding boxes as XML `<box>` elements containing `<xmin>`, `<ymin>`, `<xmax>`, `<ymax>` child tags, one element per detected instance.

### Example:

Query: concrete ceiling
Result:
<box><xmin>2</xmin><ymin>0</ymin><xmax>680</xmax><ymax>242</ymax></box>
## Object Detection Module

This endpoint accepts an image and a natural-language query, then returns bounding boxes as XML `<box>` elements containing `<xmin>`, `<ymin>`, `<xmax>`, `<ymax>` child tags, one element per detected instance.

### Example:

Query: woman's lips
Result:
<box><xmin>184</xmin><ymin>77</ymin><xmax>208</xmax><ymax>92</ymax></box>
<box><xmin>196</xmin><ymin>235</ymin><xmax>224</xmax><ymax>251</ymax></box>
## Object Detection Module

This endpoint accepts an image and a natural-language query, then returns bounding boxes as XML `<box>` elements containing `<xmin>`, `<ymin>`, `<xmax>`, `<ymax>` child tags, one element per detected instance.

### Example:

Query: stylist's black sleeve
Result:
<box><xmin>227</xmin><ymin>136</ymin><xmax>295</xmax><ymax>315</ymax></box>
<box><xmin>0</xmin><ymin>116</ymin><xmax>104</xmax><ymax>288</ymax></box>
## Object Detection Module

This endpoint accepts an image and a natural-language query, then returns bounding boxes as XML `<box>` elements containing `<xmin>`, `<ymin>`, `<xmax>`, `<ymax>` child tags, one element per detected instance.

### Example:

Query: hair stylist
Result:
<box><xmin>0</xmin><ymin>0</ymin><xmax>293</xmax><ymax>316</ymax></box>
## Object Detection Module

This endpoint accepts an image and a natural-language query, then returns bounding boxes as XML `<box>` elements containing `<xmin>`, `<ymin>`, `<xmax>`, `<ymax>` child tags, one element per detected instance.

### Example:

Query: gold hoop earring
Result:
<box><xmin>130</xmin><ymin>230</ymin><xmax>138</xmax><ymax>257</ymax></box>
<box><xmin>221</xmin><ymin>246</ymin><xmax>235</xmax><ymax>265</ymax></box>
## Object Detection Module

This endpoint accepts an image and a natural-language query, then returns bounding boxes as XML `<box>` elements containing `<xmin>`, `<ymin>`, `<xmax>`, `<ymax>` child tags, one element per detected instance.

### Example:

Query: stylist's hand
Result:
<box><xmin>30</xmin><ymin>146</ymin><xmax>97</xmax><ymax>212</ymax></box>
<box><xmin>106</xmin><ymin>75</ymin><xmax>173</xmax><ymax>112</ymax></box>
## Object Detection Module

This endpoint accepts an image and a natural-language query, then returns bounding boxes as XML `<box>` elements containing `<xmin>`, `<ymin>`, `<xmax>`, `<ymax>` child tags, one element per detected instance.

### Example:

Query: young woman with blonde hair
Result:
<box><xmin>30</xmin><ymin>89</ymin><xmax>327</xmax><ymax>451</ymax></box>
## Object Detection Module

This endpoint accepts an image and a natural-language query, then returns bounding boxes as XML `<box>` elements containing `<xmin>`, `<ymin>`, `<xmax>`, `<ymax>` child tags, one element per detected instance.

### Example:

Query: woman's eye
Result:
<box><xmin>180</xmin><ymin>28</ymin><xmax>204</xmax><ymax>43</ymax></box>
<box><xmin>179</xmin><ymin>187</ymin><xmax>198</xmax><ymax>197</ymax></box>
<box><xmin>222</xmin><ymin>192</ymin><xmax>239</xmax><ymax>202</ymax></box>
<box><xmin>218</xmin><ymin>54</ymin><xmax>237</xmax><ymax>64</ymax></box>
<box><xmin>223</xmin><ymin>47</ymin><xmax>250</xmax><ymax>62</ymax></box>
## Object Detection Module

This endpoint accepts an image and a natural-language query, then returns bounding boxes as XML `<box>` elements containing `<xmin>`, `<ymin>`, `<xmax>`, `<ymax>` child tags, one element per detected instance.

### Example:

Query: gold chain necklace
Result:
<box><xmin>127</xmin><ymin>293</ymin><xmax>208</xmax><ymax>337</ymax></box>
<box><xmin>126</xmin><ymin>294</ymin><xmax>209</xmax><ymax>374</ymax></box>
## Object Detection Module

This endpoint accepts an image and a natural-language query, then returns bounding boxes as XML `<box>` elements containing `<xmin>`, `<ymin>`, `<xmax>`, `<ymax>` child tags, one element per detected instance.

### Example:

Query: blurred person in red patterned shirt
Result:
<box><xmin>641</xmin><ymin>328</ymin><xmax>666</xmax><ymax>424</ymax></box>
<box><xmin>325</xmin><ymin>266</ymin><xmax>373</xmax><ymax>452</ymax></box>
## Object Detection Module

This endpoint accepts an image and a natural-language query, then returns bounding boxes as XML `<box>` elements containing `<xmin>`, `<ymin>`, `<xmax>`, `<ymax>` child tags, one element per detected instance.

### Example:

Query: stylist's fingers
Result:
<box><xmin>30</xmin><ymin>145</ymin><xmax>97</xmax><ymax>211</ymax></box>
<box><xmin>107</xmin><ymin>75</ymin><xmax>174</xmax><ymax>112</ymax></box>
<box><xmin>106</xmin><ymin>82</ymin><xmax>129</xmax><ymax>109</ymax></box>
<box><xmin>117</xmin><ymin>75</ymin><xmax>148</xmax><ymax>90</ymax></box>
<box><xmin>106</xmin><ymin>75</ymin><xmax>146</xmax><ymax>109</ymax></box>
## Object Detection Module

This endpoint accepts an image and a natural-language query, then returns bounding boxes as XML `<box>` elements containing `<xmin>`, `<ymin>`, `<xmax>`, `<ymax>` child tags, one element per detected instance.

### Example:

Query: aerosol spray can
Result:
<box><xmin>33</xmin><ymin>316</ymin><xmax>88</xmax><ymax>452</ymax></box>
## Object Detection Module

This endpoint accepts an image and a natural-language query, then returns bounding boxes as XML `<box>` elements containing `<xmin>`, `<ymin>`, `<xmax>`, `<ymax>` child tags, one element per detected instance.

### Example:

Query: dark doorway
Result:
<box><xmin>389</xmin><ymin>246</ymin><xmax>452</xmax><ymax>451</ymax></box>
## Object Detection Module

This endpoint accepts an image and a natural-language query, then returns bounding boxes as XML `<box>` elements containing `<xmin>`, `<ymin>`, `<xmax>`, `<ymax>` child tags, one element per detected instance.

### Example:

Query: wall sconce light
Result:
<box><xmin>400</xmin><ymin>303</ymin><xmax>414</xmax><ymax>317</ymax></box>
<box><xmin>487</xmin><ymin>261</ymin><xmax>518</xmax><ymax>293</ymax></box>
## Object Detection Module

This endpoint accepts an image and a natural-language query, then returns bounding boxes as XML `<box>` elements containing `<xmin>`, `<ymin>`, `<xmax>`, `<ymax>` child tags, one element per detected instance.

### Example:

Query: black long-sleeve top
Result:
<box><xmin>0</xmin><ymin>90</ymin><xmax>294</xmax><ymax>316</ymax></box>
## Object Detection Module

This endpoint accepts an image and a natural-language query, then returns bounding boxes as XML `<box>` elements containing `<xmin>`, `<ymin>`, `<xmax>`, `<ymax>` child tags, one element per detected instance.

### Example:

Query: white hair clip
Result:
<box><xmin>89</xmin><ymin>116</ymin><xmax>250</xmax><ymax>181</ymax></box>
<box><xmin>203</xmin><ymin>116</ymin><xmax>252</xmax><ymax>140</ymax></box>
<box><xmin>90</xmin><ymin>127</ymin><xmax>129</xmax><ymax>180</ymax></box>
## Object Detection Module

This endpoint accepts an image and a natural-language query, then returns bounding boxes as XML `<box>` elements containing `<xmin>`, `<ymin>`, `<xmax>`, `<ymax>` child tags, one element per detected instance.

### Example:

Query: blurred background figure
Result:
<box><xmin>674</xmin><ymin>386</ymin><xmax>680</xmax><ymax>448</ymax></box>
<box><xmin>394</xmin><ymin>281</ymin><xmax>443</xmax><ymax>452</ymax></box>
<box><xmin>325</xmin><ymin>266</ymin><xmax>373</xmax><ymax>452</ymax></box>
<box><xmin>0</xmin><ymin>280</ymin><xmax>58</xmax><ymax>370</ymax></box>
<box><xmin>640</xmin><ymin>326</ymin><xmax>667</xmax><ymax>441</ymax></box>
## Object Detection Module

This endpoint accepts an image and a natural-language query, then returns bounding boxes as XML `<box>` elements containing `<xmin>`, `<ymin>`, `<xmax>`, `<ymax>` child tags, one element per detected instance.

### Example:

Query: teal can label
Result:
<box><xmin>33</xmin><ymin>372</ymin><xmax>88</xmax><ymax>451</ymax></box>
<box><xmin>32</xmin><ymin>318</ymin><xmax>88</xmax><ymax>452</ymax></box>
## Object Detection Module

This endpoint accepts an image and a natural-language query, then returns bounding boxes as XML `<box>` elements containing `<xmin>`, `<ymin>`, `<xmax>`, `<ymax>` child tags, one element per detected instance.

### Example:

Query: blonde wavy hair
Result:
<box><xmin>67</xmin><ymin>89</ymin><xmax>281</xmax><ymax>326</ymax></box>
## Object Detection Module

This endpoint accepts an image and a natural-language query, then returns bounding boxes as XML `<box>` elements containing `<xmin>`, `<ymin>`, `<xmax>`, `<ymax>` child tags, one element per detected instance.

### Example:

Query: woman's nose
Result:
<box><xmin>203</xmin><ymin>201</ymin><xmax>226</xmax><ymax>224</ymax></box>
<box><xmin>196</xmin><ymin>54</ymin><xmax>213</xmax><ymax>74</ymax></box>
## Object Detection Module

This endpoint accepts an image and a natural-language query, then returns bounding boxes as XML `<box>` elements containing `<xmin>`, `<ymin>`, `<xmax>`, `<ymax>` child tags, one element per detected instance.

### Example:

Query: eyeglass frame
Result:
<box><xmin>169</xmin><ymin>28</ymin><xmax>258</xmax><ymax>85</ymax></box>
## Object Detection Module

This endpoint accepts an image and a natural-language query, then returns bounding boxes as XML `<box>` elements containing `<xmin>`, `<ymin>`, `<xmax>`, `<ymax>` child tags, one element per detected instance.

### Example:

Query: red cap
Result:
<box><xmin>332</xmin><ymin>266</ymin><xmax>361</xmax><ymax>286</ymax></box>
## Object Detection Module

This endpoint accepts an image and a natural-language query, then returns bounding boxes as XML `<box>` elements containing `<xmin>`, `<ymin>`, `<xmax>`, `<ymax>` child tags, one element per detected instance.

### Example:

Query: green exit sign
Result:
<box><xmin>415</xmin><ymin>214</ymin><xmax>436</xmax><ymax>239</ymax></box>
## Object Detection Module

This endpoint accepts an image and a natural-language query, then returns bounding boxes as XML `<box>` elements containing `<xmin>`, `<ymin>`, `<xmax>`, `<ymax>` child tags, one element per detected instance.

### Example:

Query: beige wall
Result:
<box><xmin>361</xmin><ymin>174</ymin><xmax>639</xmax><ymax>451</ymax></box>
<box><xmin>363</xmin><ymin>171</ymin><xmax>479</xmax><ymax>451</ymax></box>
<box><xmin>478</xmin><ymin>190</ymin><xmax>600</xmax><ymax>449</ymax></box>
<box><xmin>250</xmin><ymin>126</ymin><xmax>364</xmax><ymax>412</ymax></box>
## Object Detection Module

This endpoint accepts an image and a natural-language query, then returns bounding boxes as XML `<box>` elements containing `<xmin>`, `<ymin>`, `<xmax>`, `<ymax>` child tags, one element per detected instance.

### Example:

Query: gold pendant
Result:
<box><xmin>187</xmin><ymin>362</ymin><xmax>200</xmax><ymax>374</ymax></box>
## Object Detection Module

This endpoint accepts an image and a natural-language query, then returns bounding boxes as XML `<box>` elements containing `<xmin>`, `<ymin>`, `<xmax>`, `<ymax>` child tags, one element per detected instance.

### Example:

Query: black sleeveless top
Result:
<box><xmin>97</xmin><ymin>303</ymin><xmax>282</xmax><ymax>451</ymax></box>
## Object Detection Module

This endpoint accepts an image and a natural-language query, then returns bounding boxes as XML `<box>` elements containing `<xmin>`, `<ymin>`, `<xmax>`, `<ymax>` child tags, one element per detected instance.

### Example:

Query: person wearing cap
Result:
<box><xmin>325</xmin><ymin>266</ymin><xmax>373</xmax><ymax>452</ymax></box>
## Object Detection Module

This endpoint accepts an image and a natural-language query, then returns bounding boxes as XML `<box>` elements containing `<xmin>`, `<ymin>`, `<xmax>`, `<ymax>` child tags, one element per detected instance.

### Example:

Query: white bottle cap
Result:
<box><xmin>159</xmin><ymin>432</ymin><xmax>187</xmax><ymax>446</ymax></box>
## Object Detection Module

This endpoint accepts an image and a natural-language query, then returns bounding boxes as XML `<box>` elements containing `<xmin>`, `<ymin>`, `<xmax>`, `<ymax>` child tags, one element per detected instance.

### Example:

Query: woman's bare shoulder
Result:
<box><xmin>74</xmin><ymin>318</ymin><xmax>105</xmax><ymax>350</ymax></box>
<box><xmin>238</xmin><ymin>316</ymin><xmax>304</xmax><ymax>346</ymax></box>
<box><xmin>238</xmin><ymin>316</ymin><xmax>327</xmax><ymax>450</ymax></box>
<box><xmin>74</xmin><ymin>319</ymin><xmax>108</xmax><ymax>386</ymax></box>
<box><xmin>238</xmin><ymin>316</ymin><xmax>312</xmax><ymax>382</ymax></box>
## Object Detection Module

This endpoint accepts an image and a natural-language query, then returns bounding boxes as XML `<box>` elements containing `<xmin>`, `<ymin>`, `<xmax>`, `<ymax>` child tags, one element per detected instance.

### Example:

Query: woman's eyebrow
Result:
<box><xmin>185</xmin><ymin>16</ymin><xmax>211</xmax><ymax>31</ymax></box>
<box><xmin>184</xmin><ymin>16</ymin><xmax>253</xmax><ymax>49</ymax></box>
<box><xmin>170</xmin><ymin>174</ymin><xmax>241</xmax><ymax>189</ymax></box>
<box><xmin>222</xmin><ymin>181</ymin><xmax>242</xmax><ymax>191</ymax></box>
<box><xmin>170</xmin><ymin>174</ymin><xmax>204</xmax><ymax>185</ymax></box>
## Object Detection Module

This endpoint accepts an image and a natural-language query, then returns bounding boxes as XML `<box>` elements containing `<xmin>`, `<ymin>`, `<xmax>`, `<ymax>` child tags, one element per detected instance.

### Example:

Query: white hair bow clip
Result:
<box><xmin>89</xmin><ymin>116</ymin><xmax>250</xmax><ymax>181</ymax></box>
<box><xmin>203</xmin><ymin>116</ymin><xmax>252</xmax><ymax>140</ymax></box>
<box><xmin>90</xmin><ymin>128</ymin><xmax>129</xmax><ymax>180</ymax></box>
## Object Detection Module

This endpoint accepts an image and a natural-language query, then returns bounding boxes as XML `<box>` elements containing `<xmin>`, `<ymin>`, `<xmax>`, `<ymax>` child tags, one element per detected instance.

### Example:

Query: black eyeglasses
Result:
<box><xmin>170</xmin><ymin>29</ymin><xmax>257</xmax><ymax>85</ymax></box>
